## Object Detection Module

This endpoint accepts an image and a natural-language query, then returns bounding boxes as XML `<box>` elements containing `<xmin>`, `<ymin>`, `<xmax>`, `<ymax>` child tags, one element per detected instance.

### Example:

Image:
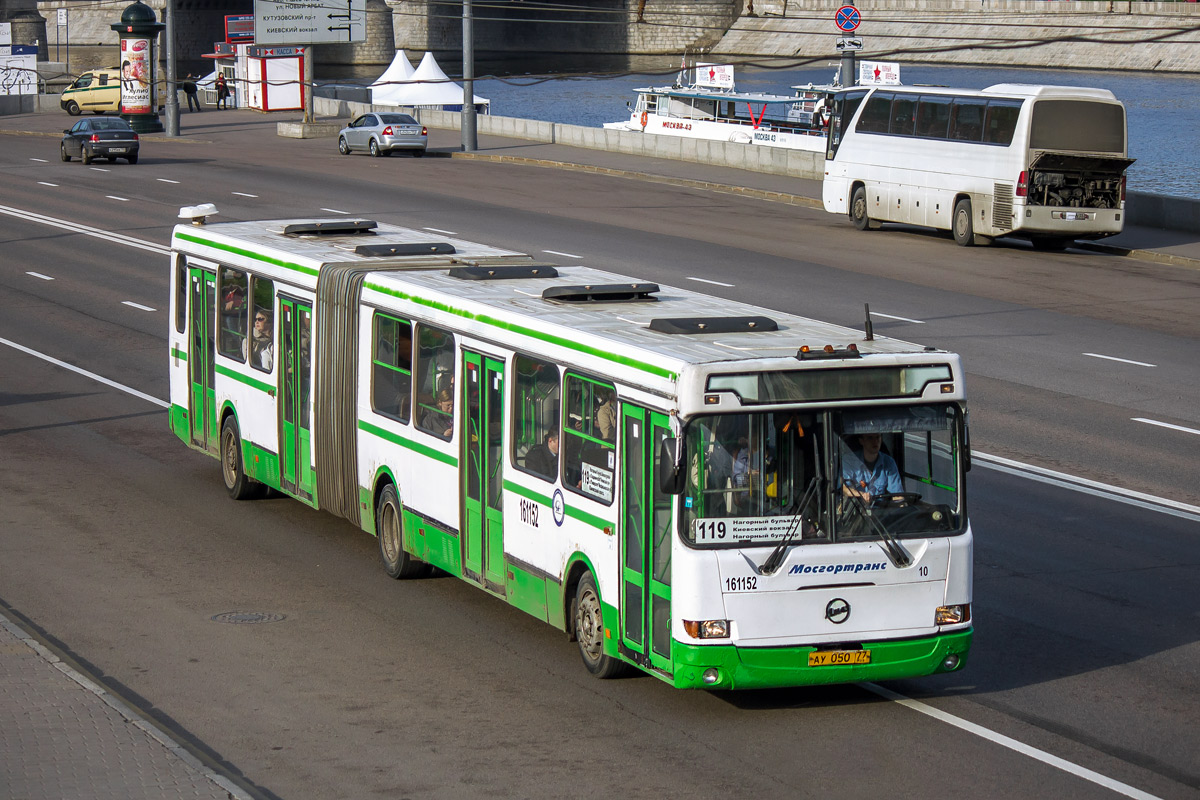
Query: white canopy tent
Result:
<box><xmin>371</xmin><ymin>51</ymin><xmax>489</xmax><ymax>113</ymax></box>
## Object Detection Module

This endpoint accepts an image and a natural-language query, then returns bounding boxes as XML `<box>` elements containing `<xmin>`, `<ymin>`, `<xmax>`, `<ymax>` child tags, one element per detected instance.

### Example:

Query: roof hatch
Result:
<box><xmin>649</xmin><ymin>316</ymin><xmax>778</xmax><ymax>335</ymax></box>
<box><xmin>280</xmin><ymin>219</ymin><xmax>377</xmax><ymax>236</ymax></box>
<box><xmin>355</xmin><ymin>242</ymin><xmax>456</xmax><ymax>257</ymax></box>
<box><xmin>450</xmin><ymin>264</ymin><xmax>560</xmax><ymax>280</ymax></box>
<box><xmin>542</xmin><ymin>283</ymin><xmax>659</xmax><ymax>304</ymax></box>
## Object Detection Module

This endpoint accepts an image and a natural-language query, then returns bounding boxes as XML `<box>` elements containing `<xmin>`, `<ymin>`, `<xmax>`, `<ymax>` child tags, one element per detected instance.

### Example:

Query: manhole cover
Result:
<box><xmin>211</xmin><ymin>611</ymin><xmax>286</xmax><ymax>625</ymax></box>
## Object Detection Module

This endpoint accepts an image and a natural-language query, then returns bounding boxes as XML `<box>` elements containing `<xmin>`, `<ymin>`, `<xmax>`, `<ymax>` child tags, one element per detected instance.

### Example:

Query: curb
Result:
<box><xmin>0</xmin><ymin>604</ymin><xmax>262</xmax><ymax>800</ymax></box>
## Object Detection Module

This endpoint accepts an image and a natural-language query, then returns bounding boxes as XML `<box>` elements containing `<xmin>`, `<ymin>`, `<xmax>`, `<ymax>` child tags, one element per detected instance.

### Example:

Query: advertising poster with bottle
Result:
<box><xmin>119</xmin><ymin>37</ymin><xmax>151</xmax><ymax>112</ymax></box>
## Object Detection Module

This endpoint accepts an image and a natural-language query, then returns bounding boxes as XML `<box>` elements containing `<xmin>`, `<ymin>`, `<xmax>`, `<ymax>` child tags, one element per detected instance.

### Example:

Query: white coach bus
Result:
<box><xmin>822</xmin><ymin>84</ymin><xmax>1134</xmax><ymax>249</ymax></box>
<box><xmin>168</xmin><ymin>206</ymin><xmax>973</xmax><ymax>690</ymax></box>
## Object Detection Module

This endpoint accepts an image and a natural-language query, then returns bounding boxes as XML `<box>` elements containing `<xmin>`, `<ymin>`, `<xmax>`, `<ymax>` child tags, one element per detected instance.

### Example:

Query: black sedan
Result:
<box><xmin>61</xmin><ymin>117</ymin><xmax>140</xmax><ymax>164</ymax></box>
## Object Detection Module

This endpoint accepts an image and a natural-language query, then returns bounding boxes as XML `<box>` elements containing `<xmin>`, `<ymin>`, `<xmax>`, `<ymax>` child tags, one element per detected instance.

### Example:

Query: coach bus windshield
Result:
<box><xmin>681</xmin><ymin>405</ymin><xmax>965</xmax><ymax>547</ymax></box>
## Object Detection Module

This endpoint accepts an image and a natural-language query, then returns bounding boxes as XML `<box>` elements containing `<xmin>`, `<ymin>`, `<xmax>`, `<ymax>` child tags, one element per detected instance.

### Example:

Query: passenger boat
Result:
<box><xmin>603</xmin><ymin>62</ymin><xmax>837</xmax><ymax>153</ymax></box>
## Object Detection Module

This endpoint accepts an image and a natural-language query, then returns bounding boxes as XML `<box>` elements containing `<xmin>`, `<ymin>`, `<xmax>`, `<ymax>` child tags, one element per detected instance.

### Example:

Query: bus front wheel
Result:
<box><xmin>850</xmin><ymin>186</ymin><xmax>873</xmax><ymax>231</ymax></box>
<box><xmin>221</xmin><ymin>418</ymin><xmax>264</xmax><ymax>500</ymax></box>
<box><xmin>376</xmin><ymin>484</ymin><xmax>429</xmax><ymax>579</ymax></box>
<box><xmin>573</xmin><ymin>573</ymin><xmax>628</xmax><ymax>679</ymax></box>
<box><xmin>953</xmin><ymin>198</ymin><xmax>975</xmax><ymax>247</ymax></box>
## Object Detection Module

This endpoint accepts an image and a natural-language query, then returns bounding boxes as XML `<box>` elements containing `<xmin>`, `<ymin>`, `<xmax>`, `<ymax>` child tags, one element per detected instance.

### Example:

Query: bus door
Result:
<box><xmin>620</xmin><ymin>406</ymin><xmax>673</xmax><ymax>673</ymax></box>
<box><xmin>278</xmin><ymin>298</ymin><xmax>314</xmax><ymax>501</ymax></box>
<box><xmin>187</xmin><ymin>265</ymin><xmax>217</xmax><ymax>453</ymax></box>
<box><xmin>462</xmin><ymin>351</ymin><xmax>506</xmax><ymax>591</ymax></box>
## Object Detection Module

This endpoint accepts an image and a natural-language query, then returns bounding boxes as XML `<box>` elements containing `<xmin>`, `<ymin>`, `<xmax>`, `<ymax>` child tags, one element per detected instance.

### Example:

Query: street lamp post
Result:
<box><xmin>461</xmin><ymin>0</ymin><xmax>476</xmax><ymax>152</ymax></box>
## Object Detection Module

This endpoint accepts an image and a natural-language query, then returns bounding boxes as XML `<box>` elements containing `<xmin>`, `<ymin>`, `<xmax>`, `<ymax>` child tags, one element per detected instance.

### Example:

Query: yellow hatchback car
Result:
<box><xmin>60</xmin><ymin>69</ymin><xmax>122</xmax><ymax>116</ymax></box>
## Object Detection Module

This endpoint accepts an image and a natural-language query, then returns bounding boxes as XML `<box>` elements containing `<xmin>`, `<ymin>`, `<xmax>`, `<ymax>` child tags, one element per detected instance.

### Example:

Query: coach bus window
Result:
<box><xmin>827</xmin><ymin>90</ymin><xmax>868</xmax><ymax>159</ymax></box>
<box><xmin>563</xmin><ymin>374</ymin><xmax>616</xmax><ymax>504</ymax></box>
<box><xmin>512</xmin><ymin>354</ymin><xmax>560</xmax><ymax>481</ymax></box>
<box><xmin>174</xmin><ymin>256</ymin><xmax>187</xmax><ymax>334</ymax></box>
<box><xmin>217</xmin><ymin>267</ymin><xmax>248</xmax><ymax>362</ymax></box>
<box><xmin>1030</xmin><ymin>99</ymin><xmax>1125</xmax><ymax>153</ymax></box>
<box><xmin>983</xmin><ymin>99</ymin><xmax>1022</xmax><ymax>145</ymax></box>
<box><xmin>889</xmin><ymin>95</ymin><xmax>917</xmax><ymax>136</ymax></box>
<box><xmin>949</xmin><ymin>98</ymin><xmax>987</xmax><ymax>142</ymax></box>
<box><xmin>415</xmin><ymin>325</ymin><xmax>454</xmax><ymax>440</ymax></box>
<box><xmin>915</xmin><ymin>95</ymin><xmax>952</xmax><ymax>139</ymax></box>
<box><xmin>856</xmin><ymin>92</ymin><xmax>892</xmax><ymax>134</ymax></box>
<box><xmin>372</xmin><ymin>313</ymin><xmax>412</xmax><ymax>423</ymax></box>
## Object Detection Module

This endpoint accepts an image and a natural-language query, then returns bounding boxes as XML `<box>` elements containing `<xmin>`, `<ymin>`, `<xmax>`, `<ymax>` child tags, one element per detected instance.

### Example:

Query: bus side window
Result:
<box><xmin>174</xmin><ymin>255</ymin><xmax>187</xmax><ymax>334</ymax></box>
<box><xmin>414</xmin><ymin>324</ymin><xmax>454</xmax><ymax>440</ymax></box>
<box><xmin>217</xmin><ymin>266</ymin><xmax>248</xmax><ymax>362</ymax></box>
<box><xmin>372</xmin><ymin>313</ymin><xmax>412</xmax><ymax>423</ymax></box>
<box><xmin>916</xmin><ymin>96</ymin><xmax>952</xmax><ymax>139</ymax></box>
<box><xmin>856</xmin><ymin>92</ymin><xmax>892</xmax><ymax>134</ymax></box>
<box><xmin>511</xmin><ymin>354</ymin><xmax>560</xmax><ymax>481</ymax></box>
<box><xmin>249</xmin><ymin>276</ymin><xmax>274</xmax><ymax>373</ymax></box>
<box><xmin>949</xmin><ymin>99</ymin><xmax>986</xmax><ymax>142</ymax></box>
<box><xmin>562</xmin><ymin>374</ymin><xmax>616</xmax><ymax>505</ymax></box>
<box><xmin>889</xmin><ymin>95</ymin><xmax>917</xmax><ymax>136</ymax></box>
<box><xmin>983</xmin><ymin>99</ymin><xmax>1023</xmax><ymax>145</ymax></box>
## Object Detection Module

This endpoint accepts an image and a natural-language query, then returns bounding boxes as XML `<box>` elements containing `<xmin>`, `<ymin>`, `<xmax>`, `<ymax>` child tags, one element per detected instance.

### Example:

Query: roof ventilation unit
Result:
<box><xmin>355</xmin><ymin>242</ymin><xmax>456</xmax><ymax>257</ymax></box>
<box><xmin>648</xmin><ymin>316</ymin><xmax>779</xmax><ymax>335</ymax></box>
<box><xmin>450</xmin><ymin>265</ymin><xmax>560</xmax><ymax>280</ymax></box>
<box><xmin>280</xmin><ymin>219</ymin><xmax>378</xmax><ymax>236</ymax></box>
<box><xmin>542</xmin><ymin>283</ymin><xmax>660</xmax><ymax>303</ymax></box>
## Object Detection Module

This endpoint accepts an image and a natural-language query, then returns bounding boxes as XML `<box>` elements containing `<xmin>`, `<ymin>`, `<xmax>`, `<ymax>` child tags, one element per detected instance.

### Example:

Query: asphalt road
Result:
<box><xmin>1</xmin><ymin>117</ymin><xmax>1198</xmax><ymax>799</ymax></box>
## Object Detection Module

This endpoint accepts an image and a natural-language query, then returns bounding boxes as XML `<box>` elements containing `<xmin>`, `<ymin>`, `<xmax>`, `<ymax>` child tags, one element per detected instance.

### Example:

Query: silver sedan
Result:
<box><xmin>337</xmin><ymin>113</ymin><xmax>427</xmax><ymax>157</ymax></box>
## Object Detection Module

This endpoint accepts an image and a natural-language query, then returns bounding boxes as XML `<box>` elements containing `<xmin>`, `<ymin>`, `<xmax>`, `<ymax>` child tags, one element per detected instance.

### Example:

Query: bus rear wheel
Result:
<box><xmin>953</xmin><ymin>198</ymin><xmax>975</xmax><ymax>247</ymax></box>
<box><xmin>573</xmin><ymin>573</ymin><xmax>628</xmax><ymax>679</ymax></box>
<box><xmin>850</xmin><ymin>186</ymin><xmax>873</xmax><ymax>231</ymax></box>
<box><xmin>221</xmin><ymin>418</ymin><xmax>264</xmax><ymax>500</ymax></box>
<box><xmin>376</xmin><ymin>484</ymin><xmax>429</xmax><ymax>579</ymax></box>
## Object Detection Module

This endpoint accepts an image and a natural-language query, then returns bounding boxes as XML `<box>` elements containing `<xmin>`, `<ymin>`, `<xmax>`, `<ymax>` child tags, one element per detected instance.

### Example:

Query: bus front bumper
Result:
<box><xmin>670</xmin><ymin>628</ymin><xmax>972</xmax><ymax>690</ymax></box>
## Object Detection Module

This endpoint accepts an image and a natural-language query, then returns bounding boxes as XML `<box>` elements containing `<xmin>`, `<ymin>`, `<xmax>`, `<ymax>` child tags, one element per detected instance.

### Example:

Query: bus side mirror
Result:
<box><xmin>657</xmin><ymin>437</ymin><xmax>685</xmax><ymax>495</ymax></box>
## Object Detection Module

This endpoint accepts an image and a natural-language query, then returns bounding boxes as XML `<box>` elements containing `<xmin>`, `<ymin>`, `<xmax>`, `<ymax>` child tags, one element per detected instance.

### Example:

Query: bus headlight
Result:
<box><xmin>684</xmin><ymin>619</ymin><xmax>730</xmax><ymax>639</ymax></box>
<box><xmin>935</xmin><ymin>604</ymin><xmax>970</xmax><ymax>625</ymax></box>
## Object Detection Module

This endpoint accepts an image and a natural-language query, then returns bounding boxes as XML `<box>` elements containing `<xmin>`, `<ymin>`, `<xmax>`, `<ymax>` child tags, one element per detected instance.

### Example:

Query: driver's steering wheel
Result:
<box><xmin>872</xmin><ymin>492</ymin><xmax>922</xmax><ymax>508</ymax></box>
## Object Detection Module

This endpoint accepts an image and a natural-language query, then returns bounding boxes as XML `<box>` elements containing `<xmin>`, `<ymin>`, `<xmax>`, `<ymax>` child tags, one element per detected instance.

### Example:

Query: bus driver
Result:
<box><xmin>841</xmin><ymin>432</ymin><xmax>902</xmax><ymax>504</ymax></box>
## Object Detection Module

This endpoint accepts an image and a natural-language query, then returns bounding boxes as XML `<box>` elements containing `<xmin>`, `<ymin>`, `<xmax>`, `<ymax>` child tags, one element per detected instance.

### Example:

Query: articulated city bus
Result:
<box><xmin>822</xmin><ymin>84</ymin><xmax>1134</xmax><ymax>249</ymax></box>
<box><xmin>168</xmin><ymin>206</ymin><xmax>973</xmax><ymax>689</ymax></box>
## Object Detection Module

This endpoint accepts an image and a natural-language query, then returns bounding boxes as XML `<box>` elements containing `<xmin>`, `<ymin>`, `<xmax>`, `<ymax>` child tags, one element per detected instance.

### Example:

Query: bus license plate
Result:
<box><xmin>809</xmin><ymin>650</ymin><xmax>871</xmax><ymax>666</ymax></box>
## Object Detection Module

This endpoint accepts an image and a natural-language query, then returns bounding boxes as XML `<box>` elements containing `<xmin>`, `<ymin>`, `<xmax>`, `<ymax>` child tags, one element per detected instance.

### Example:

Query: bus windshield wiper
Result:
<box><xmin>760</xmin><ymin>476</ymin><xmax>820</xmax><ymax>576</ymax></box>
<box><xmin>841</xmin><ymin>481</ymin><xmax>912</xmax><ymax>568</ymax></box>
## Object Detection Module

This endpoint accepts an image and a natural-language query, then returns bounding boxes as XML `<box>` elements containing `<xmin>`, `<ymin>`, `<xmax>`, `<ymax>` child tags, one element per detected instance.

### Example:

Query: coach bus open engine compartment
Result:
<box><xmin>1024</xmin><ymin>152</ymin><xmax>1135</xmax><ymax>209</ymax></box>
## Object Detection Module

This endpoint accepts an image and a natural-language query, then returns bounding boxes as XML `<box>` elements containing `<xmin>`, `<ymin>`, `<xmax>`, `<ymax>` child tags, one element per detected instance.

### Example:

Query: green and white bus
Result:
<box><xmin>168</xmin><ymin>205</ymin><xmax>973</xmax><ymax>689</ymax></box>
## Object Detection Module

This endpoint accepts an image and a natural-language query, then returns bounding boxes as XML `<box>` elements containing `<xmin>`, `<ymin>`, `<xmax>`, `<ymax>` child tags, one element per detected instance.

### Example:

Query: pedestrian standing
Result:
<box><xmin>182</xmin><ymin>74</ymin><xmax>201</xmax><ymax>112</ymax></box>
<box><xmin>216</xmin><ymin>73</ymin><xmax>229</xmax><ymax>110</ymax></box>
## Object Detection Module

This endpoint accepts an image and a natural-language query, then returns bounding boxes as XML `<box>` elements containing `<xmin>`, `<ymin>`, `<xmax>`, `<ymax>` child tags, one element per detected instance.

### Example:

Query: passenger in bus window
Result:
<box><xmin>841</xmin><ymin>432</ymin><xmax>902</xmax><ymax>504</ymax></box>
<box><xmin>524</xmin><ymin>431</ymin><xmax>559</xmax><ymax>480</ymax></box>
<box><xmin>595</xmin><ymin>388</ymin><xmax>617</xmax><ymax>441</ymax></box>
<box><xmin>422</xmin><ymin>389</ymin><xmax>454</xmax><ymax>439</ymax></box>
<box><xmin>248</xmin><ymin>308</ymin><xmax>273</xmax><ymax>371</ymax></box>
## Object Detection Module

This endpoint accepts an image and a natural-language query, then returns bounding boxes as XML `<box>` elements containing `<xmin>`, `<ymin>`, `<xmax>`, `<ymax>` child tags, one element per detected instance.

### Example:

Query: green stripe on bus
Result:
<box><xmin>171</xmin><ymin>346</ymin><xmax>187</xmax><ymax>361</ymax></box>
<box><xmin>215</xmin><ymin>363</ymin><xmax>274</xmax><ymax>393</ymax></box>
<box><xmin>174</xmin><ymin>231</ymin><xmax>320</xmax><ymax>278</ymax></box>
<box><xmin>503</xmin><ymin>480</ymin><xmax>611</xmax><ymax>532</ymax></box>
<box><xmin>371</xmin><ymin>283</ymin><xmax>677</xmax><ymax>381</ymax></box>
<box><xmin>174</xmin><ymin>231</ymin><xmax>676</xmax><ymax>381</ymax></box>
<box><xmin>359</xmin><ymin>419</ymin><xmax>458</xmax><ymax>467</ymax></box>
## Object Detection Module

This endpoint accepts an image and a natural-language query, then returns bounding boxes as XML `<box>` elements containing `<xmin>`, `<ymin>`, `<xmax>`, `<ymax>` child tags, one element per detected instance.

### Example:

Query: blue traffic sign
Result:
<box><xmin>835</xmin><ymin>5</ymin><xmax>861</xmax><ymax>32</ymax></box>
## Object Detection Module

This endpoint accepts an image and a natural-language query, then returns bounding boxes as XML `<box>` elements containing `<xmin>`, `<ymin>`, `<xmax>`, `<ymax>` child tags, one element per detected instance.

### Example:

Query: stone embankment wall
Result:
<box><xmin>715</xmin><ymin>0</ymin><xmax>1200</xmax><ymax>73</ymax></box>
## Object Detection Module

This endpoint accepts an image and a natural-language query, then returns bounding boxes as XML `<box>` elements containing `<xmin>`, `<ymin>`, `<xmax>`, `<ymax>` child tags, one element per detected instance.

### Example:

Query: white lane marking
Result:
<box><xmin>320</xmin><ymin>207</ymin><xmax>350</xmax><ymax>215</ymax></box>
<box><xmin>37</xmin><ymin>182</ymin><xmax>59</xmax><ymax>187</ymax></box>
<box><xmin>106</xmin><ymin>195</ymin><xmax>130</xmax><ymax>202</ymax></box>
<box><xmin>1084</xmin><ymin>353</ymin><xmax>1157</xmax><ymax>368</ymax></box>
<box><xmin>26</xmin><ymin>272</ymin><xmax>54</xmax><ymax>281</ymax></box>
<box><xmin>1133</xmin><ymin>417</ymin><xmax>1200</xmax><ymax>437</ymax></box>
<box><xmin>90</xmin><ymin>167</ymin><xmax>110</xmax><ymax>172</ymax></box>
<box><xmin>687</xmin><ymin>276</ymin><xmax>735</xmax><ymax>287</ymax></box>
<box><xmin>0</xmin><ymin>203</ymin><xmax>169</xmax><ymax>255</ymax></box>
<box><xmin>423</xmin><ymin>227</ymin><xmax>457</xmax><ymax>235</ymax></box>
<box><xmin>29</xmin><ymin>158</ymin><xmax>48</xmax><ymax>163</ymax></box>
<box><xmin>974</xmin><ymin>451</ymin><xmax>1200</xmax><ymax>523</ymax></box>
<box><xmin>231</xmin><ymin>192</ymin><xmax>258</xmax><ymax>198</ymax></box>
<box><xmin>870</xmin><ymin>311</ymin><xmax>925</xmax><ymax>324</ymax></box>
<box><xmin>863</xmin><ymin>683</ymin><xmax>1162</xmax><ymax>800</ymax></box>
<box><xmin>543</xmin><ymin>249</ymin><xmax>582</xmax><ymax>259</ymax></box>
<box><xmin>156</xmin><ymin>178</ymin><xmax>180</xmax><ymax>184</ymax></box>
<box><xmin>0</xmin><ymin>337</ymin><xmax>168</xmax><ymax>410</ymax></box>
<box><xmin>122</xmin><ymin>301</ymin><xmax>156</xmax><ymax>312</ymax></box>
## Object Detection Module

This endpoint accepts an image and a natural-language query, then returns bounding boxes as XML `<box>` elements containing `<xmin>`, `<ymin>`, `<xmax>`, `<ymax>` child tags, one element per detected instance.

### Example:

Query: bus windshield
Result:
<box><xmin>682</xmin><ymin>404</ymin><xmax>964</xmax><ymax>547</ymax></box>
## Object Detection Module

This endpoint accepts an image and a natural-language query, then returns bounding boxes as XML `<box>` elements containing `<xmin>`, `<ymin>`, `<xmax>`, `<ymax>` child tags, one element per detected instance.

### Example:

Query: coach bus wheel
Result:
<box><xmin>953</xmin><ymin>199</ymin><xmax>975</xmax><ymax>247</ymax></box>
<box><xmin>376</xmin><ymin>485</ymin><xmax>429</xmax><ymax>579</ymax></box>
<box><xmin>574</xmin><ymin>573</ymin><xmax>627</xmax><ymax>679</ymax></box>
<box><xmin>221</xmin><ymin>418</ymin><xmax>263</xmax><ymax>501</ymax></box>
<box><xmin>850</xmin><ymin>186</ymin><xmax>873</xmax><ymax>232</ymax></box>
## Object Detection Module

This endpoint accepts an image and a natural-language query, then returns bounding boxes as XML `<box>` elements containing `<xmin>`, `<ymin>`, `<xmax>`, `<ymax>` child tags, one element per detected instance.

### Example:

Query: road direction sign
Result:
<box><xmin>254</xmin><ymin>0</ymin><xmax>366</xmax><ymax>45</ymax></box>
<box><xmin>836</xmin><ymin>37</ymin><xmax>863</xmax><ymax>51</ymax></box>
<box><xmin>835</xmin><ymin>5</ymin><xmax>861</xmax><ymax>33</ymax></box>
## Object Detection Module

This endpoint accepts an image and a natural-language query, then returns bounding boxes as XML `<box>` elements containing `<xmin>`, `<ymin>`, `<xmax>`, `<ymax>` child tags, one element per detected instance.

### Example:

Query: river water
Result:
<box><xmin>352</xmin><ymin>57</ymin><xmax>1198</xmax><ymax>199</ymax></box>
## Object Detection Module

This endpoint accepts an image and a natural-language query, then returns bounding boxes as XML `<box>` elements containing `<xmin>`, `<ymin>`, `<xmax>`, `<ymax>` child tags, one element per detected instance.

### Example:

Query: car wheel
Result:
<box><xmin>60</xmin><ymin>143</ymin><xmax>71</xmax><ymax>162</ymax></box>
<box><xmin>338</xmin><ymin>136</ymin><xmax>350</xmax><ymax>155</ymax></box>
<box><xmin>369</xmin><ymin>138</ymin><xmax>382</xmax><ymax>157</ymax></box>
<box><xmin>81</xmin><ymin>147</ymin><xmax>92</xmax><ymax>165</ymax></box>
<box><xmin>953</xmin><ymin>198</ymin><xmax>974</xmax><ymax>247</ymax></box>
<box><xmin>126</xmin><ymin>153</ymin><xmax>138</xmax><ymax>165</ymax></box>
<box><xmin>66</xmin><ymin>100</ymin><xmax>81</xmax><ymax>116</ymax></box>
